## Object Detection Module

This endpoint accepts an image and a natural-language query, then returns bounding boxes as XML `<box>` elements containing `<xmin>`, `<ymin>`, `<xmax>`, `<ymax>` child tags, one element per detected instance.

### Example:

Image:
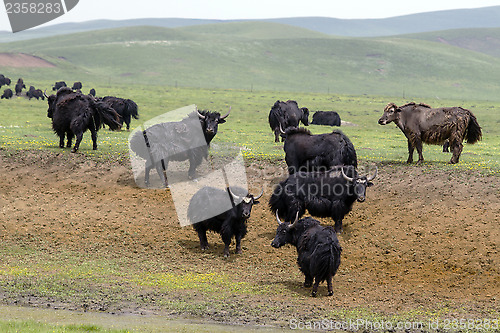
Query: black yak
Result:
<box><xmin>271</xmin><ymin>214</ymin><xmax>341</xmax><ymax>297</ymax></box>
<box><xmin>269</xmin><ymin>100</ymin><xmax>309</xmax><ymax>142</ymax></box>
<box><xmin>378</xmin><ymin>102</ymin><xmax>482</xmax><ymax>164</ymax></box>
<box><xmin>269</xmin><ymin>166</ymin><xmax>377</xmax><ymax>233</ymax></box>
<box><xmin>129</xmin><ymin>108</ymin><xmax>230</xmax><ymax>186</ymax></box>
<box><xmin>46</xmin><ymin>87</ymin><xmax>121</xmax><ymax>152</ymax></box>
<box><xmin>100</xmin><ymin>96</ymin><xmax>139</xmax><ymax>130</ymax></box>
<box><xmin>282</xmin><ymin>127</ymin><xmax>357</xmax><ymax>174</ymax></box>
<box><xmin>52</xmin><ymin>81</ymin><xmax>67</xmax><ymax>91</ymax></box>
<box><xmin>71</xmin><ymin>81</ymin><xmax>82</xmax><ymax>91</ymax></box>
<box><xmin>311</xmin><ymin>111</ymin><xmax>341</xmax><ymax>126</ymax></box>
<box><xmin>188</xmin><ymin>186</ymin><xmax>263</xmax><ymax>257</ymax></box>
<box><xmin>0</xmin><ymin>75</ymin><xmax>11</xmax><ymax>88</ymax></box>
<box><xmin>26</xmin><ymin>86</ymin><xmax>44</xmax><ymax>100</ymax></box>
<box><xmin>1</xmin><ymin>88</ymin><xmax>13</xmax><ymax>99</ymax></box>
<box><xmin>15</xmin><ymin>78</ymin><xmax>25</xmax><ymax>96</ymax></box>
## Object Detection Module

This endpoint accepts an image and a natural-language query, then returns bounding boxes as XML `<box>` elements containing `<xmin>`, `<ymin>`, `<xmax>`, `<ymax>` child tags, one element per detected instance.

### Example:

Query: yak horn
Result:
<box><xmin>367</xmin><ymin>166</ymin><xmax>378</xmax><ymax>181</ymax></box>
<box><xmin>253</xmin><ymin>188</ymin><xmax>264</xmax><ymax>200</ymax></box>
<box><xmin>341</xmin><ymin>167</ymin><xmax>354</xmax><ymax>182</ymax></box>
<box><xmin>196</xmin><ymin>107</ymin><xmax>206</xmax><ymax>120</ymax></box>
<box><xmin>288</xmin><ymin>211</ymin><xmax>300</xmax><ymax>229</ymax></box>
<box><xmin>279</xmin><ymin>123</ymin><xmax>286</xmax><ymax>134</ymax></box>
<box><xmin>228</xmin><ymin>187</ymin><xmax>242</xmax><ymax>201</ymax></box>
<box><xmin>43</xmin><ymin>89</ymin><xmax>49</xmax><ymax>99</ymax></box>
<box><xmin>276</xmin><ymin>210</ymin><xmax>283</xmax><ymax>224</ymax></box>
<box><xmin>220</xmin><ymin>106</ymin><xmax>231</xmax><ymax>119</ymax></box>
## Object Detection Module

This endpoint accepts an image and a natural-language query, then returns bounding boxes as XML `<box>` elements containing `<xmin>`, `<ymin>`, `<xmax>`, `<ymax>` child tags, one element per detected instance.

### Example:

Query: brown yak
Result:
<box><xmin>378</xmin><ymin>102</ymin><xmax>482</xmax><ymax>164</ymax></box>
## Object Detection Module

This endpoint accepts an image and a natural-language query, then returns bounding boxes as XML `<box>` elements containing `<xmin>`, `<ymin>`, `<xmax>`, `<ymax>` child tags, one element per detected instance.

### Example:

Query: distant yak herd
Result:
<box><xmin>1</xmin><ymin>74</ymin><xmax>483</xmax><ymax>296</ymax></box>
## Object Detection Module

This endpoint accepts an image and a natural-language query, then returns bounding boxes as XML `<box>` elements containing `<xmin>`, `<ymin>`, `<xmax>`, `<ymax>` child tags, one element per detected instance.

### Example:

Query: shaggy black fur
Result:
<box><xmin>47</xmin><ymin>87</ymin><xmax>121</xmax><ymax>152</ymax></box>
<box><xmin>271</xmin><ymin>216</ymin><xmax>342</xmax><ymax>297</ymax></box>
<box><xmin>283</xmin><ymin>127</ymin><xmax>357</xmax><ymax>174</ymax></box>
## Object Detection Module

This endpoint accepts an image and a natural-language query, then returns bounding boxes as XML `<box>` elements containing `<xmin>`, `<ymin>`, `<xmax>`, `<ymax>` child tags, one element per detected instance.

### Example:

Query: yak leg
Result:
<box><xmin>90</xmin><ymin>128</ymin><xmax>98</xmax><ymax>150</ymax></box>
<box><xmin>274</xmin><ymin>129</ymin><xmax>280</xmax><ymax>143</ymax></box>
<box><xmin>311</xmin><ymin>277</ymin><xmax>321</xmax><ymax>297</ymax></box>
<box><xmin>304</xmin><ymin>275</ymin><xmax>313</xmax><ymax>288</ymax></box>
<box><xmin>443</xmin><ymin>141</ymin><xmax>450</xmax><ymax>152</ymax></box>
<box><xmin>58</xmin><ymin>133</ymin><xmax>65</xmax><ymax>148</ymax></box>
<box><xmin>449</xmin><ymin>141</ymin><xmax>463</xmax><ymax>164</ymax></box>
<box><xmin>235</xmin><ymin>234</ymin><xmax>243</xmax><ymax>254</ymax></box>
<box><xmin>71</xmin><ymin>132</ymin><xmax>83</xmax><ymax>153</ymax></box>
<box><xmin>326</xmin><ymin>275</ymin><xmax>334</xmax><ymax>296</ymax></box>
<box><xmin>154</xmin><ymin>160</ymin><xmax>167</xmax><ymax>186</ymax></box>
<box><xmin>333</xmin><ymin>218</ymin><xmax>343</xmax><ymax>234</ymax></box>
<box><xmin>196</xmin><ymin>229</ymin><xmax>209</xmax><ymax>251</ymax></box>
<box><xmin>66</xmin><ymin>132</ymin><xmax>73</xmax><ymax>148</ymax></box>
<box><xmin>414</xmin><ymin>138</ymin><xmax>424</xmax><ymax>163</ymax></box>
<box><xmin>406</xmin><ymin>139</ymin><xmax>414</xmax><ymax>163</ymax></box>
<box><xmin>144</xmin><ymin>161</ymin><xmax>152</xmax><ymax>186</ymax></box>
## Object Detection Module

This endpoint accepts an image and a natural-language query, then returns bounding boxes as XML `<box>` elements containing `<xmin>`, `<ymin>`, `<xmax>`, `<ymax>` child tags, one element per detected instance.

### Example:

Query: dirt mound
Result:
<box><xmin>0</xmin><ymin>53</ymin><xmax>55</xmax><ymax>68</ymax></box>
<box><xmin>0</xmin><ymin>149</ymin><xmax>498</xmax><ymax>324</ymax></box>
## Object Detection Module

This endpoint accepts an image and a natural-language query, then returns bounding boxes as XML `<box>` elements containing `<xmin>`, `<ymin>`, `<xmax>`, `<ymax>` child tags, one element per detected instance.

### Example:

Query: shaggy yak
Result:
<box><xmin>268</xmin><ymin>100</ymin><xmax>309</xmax><ymax>142</ymax></box>
<box><xmin>100</xmin><ymin>96</ymin><xmax>139</xmax><ymax>130</ymax></box>
<box><xmin>378</xmin><ymin>102</ymin><xmax>482</xmax><ymax>164</ymax></box>
<box><xmin>269</xmin><ymin>166</ymin><xmax>376</xmax><ymax>233</ymax></box>
<box><xmin>1</xmin><ymin>88</ymin><xmax>13</xmax><ymax>99</ymax></box>
<box><xmin>129</xmin><ymin>108</ymin><xmax>230</xmax><ymax>186</ymax></box>
<box><xmin>282</xmin><ymin>127</ymin><xmax>357</xmax><ymax>174</ymax></box>
<box><xmin>46</xmin><ymin>87</ymin><xmax>121</xmax><ymax>152</ymax></box>
<box><xmin>271</xmin><ymin>214</ymin><xmax>342</xmax><ymax>297</ymax></box>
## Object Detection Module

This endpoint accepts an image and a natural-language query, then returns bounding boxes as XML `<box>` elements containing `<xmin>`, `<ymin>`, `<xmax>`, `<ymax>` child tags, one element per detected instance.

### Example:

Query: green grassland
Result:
<box><xmin>2</xmin><ymin>23</ymin><xmax>500</xmax><ymax>100</ymax></box>
<box><xmin>0</xmin><ymin>84</ymin><xmax>498</xmax><ymax>173</ymax></box>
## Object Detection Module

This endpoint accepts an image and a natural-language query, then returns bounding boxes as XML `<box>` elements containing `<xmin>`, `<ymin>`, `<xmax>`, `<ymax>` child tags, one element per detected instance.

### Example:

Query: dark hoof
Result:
<box><xmin>71</xmin><ymin>148</ymin><xmax>77</xmax><ymax>153</ymax></box>
<box><xmin>327</xmin><ymin>291</ymin><xmax>334</xmax><ymax>296</ymax></box>
<box><xmin>311</xmin><ymin>291</ymin><xmax>317</xmax><ymax>297</ymax></box>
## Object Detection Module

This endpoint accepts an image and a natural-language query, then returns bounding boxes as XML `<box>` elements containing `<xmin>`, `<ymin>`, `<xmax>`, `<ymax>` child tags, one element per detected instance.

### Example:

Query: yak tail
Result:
<box><xmin>465</xmin><ymin>113</ymin><xmax>482</xmax><ymax>144</ymax></box>
<box><xmin>96</xmin><ymin>102</ymin><xmax>122</xmax><ymax>131</ymax></box>
<box><xmin>126</xmin><ymin>99</ymin><xmax>139</xmax><ymax>119</ymax></box>
<box><xmin>310</xmin><ymin>238</ymin><xmax>341</xmax><ymax>282</ymax></box>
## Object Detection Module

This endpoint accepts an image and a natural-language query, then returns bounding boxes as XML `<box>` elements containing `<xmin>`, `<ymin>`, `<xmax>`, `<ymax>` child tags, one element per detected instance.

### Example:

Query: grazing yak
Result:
<box><xmin>188</xmin><ymin>186</ymin><xmax>263</xmax><ymax>257</ymax></box>
<box><xmin>46</xmin><ymin>87</ymin><xmax>121</xmax><ymax>152</ymax></box>
<box><xmin>311</xmin><ymin>111</ymin><xmax>341</xmax><ymax>126</ymax></box>
<box><xmin>71</xmin><ymin>81</ymin><xmax>83</xmax><ymax>91</ymax></box>
<box><xmin>272</xmin><ymin>214</ymin><xmax>341</xmax><ymax>297</ymax></box>
<box><xmin>100</xmin><ymin>96</ymin><xmax>139</xmax><ymax>130</ymax></box>
<box><xmin>1</xmin><ymin>88</ymin><xmax>13</xmax><ymax>99</ymax></box>
<box><xmin>129</xmin><ymin>108</ymin><xmax>230</xmax><ymax>186</ymax></box>
<box><xmin>15</xmin><ymin>78</ymin><xmax>25</xmax><ymax>96</ymax></box>
<box><xmin>282</xmin><ymin>127</ymin><xmax>357</xmax><ymax>174</ymax></box>
<box><xmin>269</xmin><ymin>100</ymin><xmax>309</xmax><ymax>142</ymax></box>
<box><xmin>0</xmin><ymin>75</ymin><xmax>11</xmax><ymax>88</ymax></box>
<box><xmin>52</xmin><ymin>81</ymin><xmax>67</xmax><ymax>91</ymax></box>
<box><xmin>269</xmin><ymin>166</ymin><xmax>377</xmax><ymax>233</ymax></box>
<box><xmin>26</xmin><ymin>86</ymin><xmax>44</xmax><ymax>100</ymax></box>
<box><xmin>378</xmin><ymin>102</ymin><xmax>482</xmax><ymax>164</ymax></box>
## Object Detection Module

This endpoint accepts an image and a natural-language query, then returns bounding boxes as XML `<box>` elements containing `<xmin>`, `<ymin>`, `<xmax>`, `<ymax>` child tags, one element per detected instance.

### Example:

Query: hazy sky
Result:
<box><xmin>1</xmin><ymin>0</ymin><xmax>499</xmax><ymax>32</ymax></box>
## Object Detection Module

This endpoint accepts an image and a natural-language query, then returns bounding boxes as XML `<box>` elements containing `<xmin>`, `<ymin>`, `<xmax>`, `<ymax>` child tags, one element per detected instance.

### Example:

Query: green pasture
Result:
<box><xmin>0</xmin><ymin>84</ymin><xmax>498</xmax><ymax>173</ymax></box>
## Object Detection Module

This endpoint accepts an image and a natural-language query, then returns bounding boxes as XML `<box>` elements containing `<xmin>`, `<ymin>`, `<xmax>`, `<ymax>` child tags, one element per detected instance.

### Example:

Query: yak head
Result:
<box><xmin>300</xmin><ymin>107</ymin><xmax>310</xmax><ymax>126</ymax></box>
<box><xmin>197</xmin><ymin>107</ymin><xmax>231</xmax><ymax>142</ymax></box>
<box><xmin>378</xmin><ymin>103</ymin><xmax>401</xmax><ymax>125</ymax></box>
<box><xmin>341</xmin><ymin>166</ymin><xmax>377</xmax><ymax>202</ymax></box>
<box><xmin>228</xmin><ymin>187</ymin><xmax>263</xmax><ymax>219</ymax></box>
<box><xmin>46</xmin><ymin>93</ymin><xmax>57</xmax><ymax>118</ymax></box>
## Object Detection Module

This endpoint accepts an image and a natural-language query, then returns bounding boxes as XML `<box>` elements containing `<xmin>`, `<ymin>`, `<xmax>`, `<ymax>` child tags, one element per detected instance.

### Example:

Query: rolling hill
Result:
<box><xmin>1</xmin><ymin>6</ymin><xmax>500</xmax><ymax>42</ymax></box>
<box><xmin>1</xmin><ymin>23</ymin><xmax>500</xmax><ymax>100</ymax></box>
